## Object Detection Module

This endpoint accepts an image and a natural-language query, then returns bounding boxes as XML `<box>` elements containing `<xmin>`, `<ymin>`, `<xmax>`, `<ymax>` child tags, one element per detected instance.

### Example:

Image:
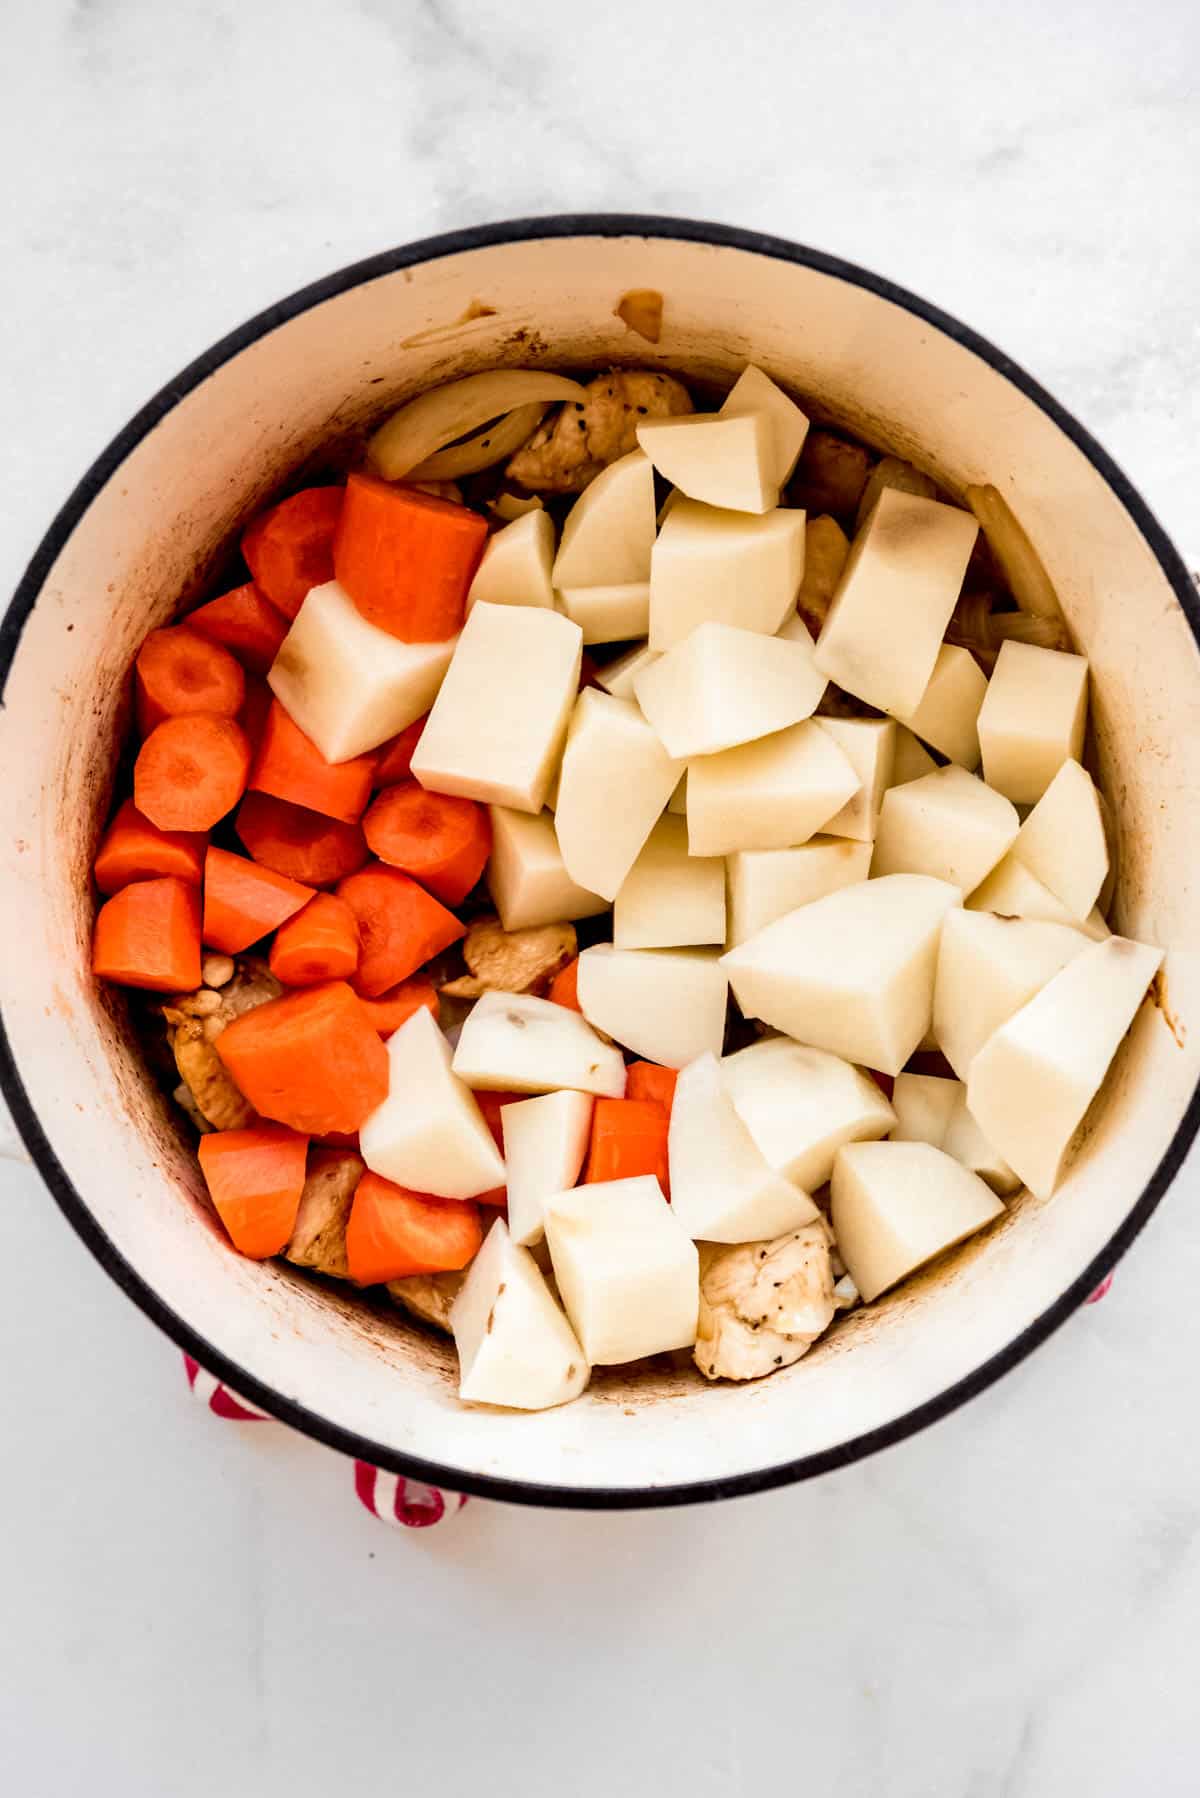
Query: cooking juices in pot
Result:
<box><xmin>87</xmin><ymin>363</ymin><xmax>1164</xmax><ymax>1412</ymax></box>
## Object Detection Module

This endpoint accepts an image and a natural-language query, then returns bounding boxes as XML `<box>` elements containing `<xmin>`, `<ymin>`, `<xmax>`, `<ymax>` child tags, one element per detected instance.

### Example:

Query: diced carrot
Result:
<box><xmin>548</xmin><ymin>956</ymin><xmax>581</xmax><ymax>1012</ymax></box>
<box><xmin>238</xmin><ymin>677</ymin><xmax>275</xmax><ymax>755</ymax></box>
<box><xmin>93</xmin><ymin>798</ymin><xmax>206</xmax><ymax>895</ymax></box>
<box><xmin>241</xmin><ymin>487</ymin><xmax>343</xmax><ymax>619</ymax></box>
<box><xmin>356</xmin><ymin>976</ymin><xmax>439</xmax><ymax>1039</ymax></box>
<box><xmin>202</xmin><ymin>845</ymin><xmax>313</xmax><ymax>954</ymax></box>
<box><xmin>372</xmin><ymin>714</ymin><xmax>428</xmax><ymax>788</ymax></box>
<box><xmin>337</xmin><ymin>864</ymin><xmax>465</xmax><ymax>998</ymax></box>
<box><xmin>215</xmin><ymin>979</ymin><xmax>389</xmax><ymax>1136</ymax></box>
<box><xmin>471</xmin><ymin>1088</ymin><xmax>524</xmax><ymax>1206</ymax></box>
<box><xmin>135</xmin><ymin>625</ymin><xmax>245</xmax><ymax>735</ymax></box>
<box><xmin>250</xmin><ymin>701</ymin><xmax>377</xmax><ymax>825</ymax></box>
<box><xmin>584</xmin><ymin>1098</ymin><xmax>671</xmax><ymax>1197</ymax></box>
<box><xmin>625</xmin><ymin>1062</ymin><xmax>678</xmax><ymax>1116</ymax></box>
<box><xmin>92</xmin><ymin>875</ymin><xmax>202</xmax><ymax>993</ymax></box>
<box><xmin>269</xmin><ymin>893</ymin><xmax>360</xmax><ymax>985</ymax></box>
<box><xmin>197</xmin><ymin>1123</ymin><xmax>309</xmax><ymax>1259</ymax></box>
<box><xmin>134</xmin><ymin>713</ymin><xmax>251</xmax><ymax>832</ymax></box>
<box><xmin>187</xmin><ymin>582</ymin><xmax>290</xmax><ymax>676</ymax></box>
<box><xmin>235</xmin><ymin>792</ymin><xmax>367</xmax><ymax>887</ymax></box>
<box><xmin>345</xmin><ymin>1171</ymin><xmax>483</xmax><ymax>1285</ymax></box>
<box><xmin>362</xmin><ymin>781</ymin><xmax>491</xmax><ymax>906</ymax></box>
<box><xmin>333</xmin><ymin>472</ymin><xmax>487</xmax><ymax>642</ymax></box>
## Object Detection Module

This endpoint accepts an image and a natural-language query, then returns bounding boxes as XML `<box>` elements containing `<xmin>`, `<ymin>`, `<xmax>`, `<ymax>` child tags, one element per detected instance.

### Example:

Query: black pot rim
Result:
<box><xmin>3</xmin><ymin>213</ymin><xmax>1198</xmax><ymax>1511</ymax></box>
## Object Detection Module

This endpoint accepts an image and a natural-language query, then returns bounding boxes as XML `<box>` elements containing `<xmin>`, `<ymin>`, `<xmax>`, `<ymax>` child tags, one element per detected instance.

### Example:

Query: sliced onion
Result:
<box><xmin>964</xmin><ymin>484</ymin><xmax>1064</xmax><ymax>623</ymax></box>
<box><xmin>408</xmin><ymin>402</ymin><xmax>549</xmax><ymax>481</ymax></box>
<box><xmin>986</xmin><ymin>610</ymin><xmax>1072</xmax><ymax>653</ymax></box>
<box><xmin>368</xmin><ymin>372</ymin><xmax>586</xmax><ymax>480</ymax></box>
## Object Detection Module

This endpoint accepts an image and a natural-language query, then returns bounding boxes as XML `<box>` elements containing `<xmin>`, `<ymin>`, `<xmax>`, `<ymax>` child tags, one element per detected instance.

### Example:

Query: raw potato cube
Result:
<box><xmin>452</xmin><ymin>990</ymin><xmax>626</xmax><ymax>1097</ymax></box>
<box><xmin>269</xmin><ymin>581</ymin><xmax>456</xmax><ymax>763</ymax></box>
<box><xmin>554</xmin><ymin>689</ymin><xmax>683</xmax><ymax>900</ymax></box>
<box><xmin>576</xmin><ymin>943</ymin><xmax>728</xmax><ymax>1068</ymax></box>
<box><xmin>933</xmin><ymin>906</ymin><xmax>1090</xmax><ymax>1081</ymax></box>
<box><xmin>636</xmin><ymin>411</ymin><xmax>778</xmax><ymax>514</ymax></box>
<box><xmin>669</xmin><ymin>1052</ymin><xmax>819</xmax><ymax>1243</ymax></box>
<box><xmin>486</xmin><ymin>806</ymin><xmax>607</xmax><ymax>932</ymax></box>
<box><xmin>466</xmin><ymin>510</ymin><xmax>555</xmax><ymax>612</ymax></box>
<box><xmin>1011</xmin><ymin>759</ymin><xmax>1108</xmax><ymax>920</ymax></box>
<box><xmin>501</xmin><ymin>1090</ymin><xmax>593</xmax><ymax>1248</ymax></box>
<box><xmin>977</xmin><ymin>639</ymin><xmax>1088</xmax><ymax>803</ymax></box>
<box><xmin>891</xmin><ymin>725</ymin><xmax>938</xmax><ymax>786</ymax></box>
<box><xmin>892</xmin><ymin>644</ymin><xmax>987</xmax><ymax>770</ymax></box>
<box><xmin>967</xmin><ymin>854</ymin><xmax>1111</xmax><ymax>941</ymax></box>
<box><xmin>594</xmin><ymin>640</ymin><xmax>660</xmax><ymax>701</ymax></box>
<box><xmin>557</xmin><ymin>583</ymin><xmax>650</xmax><ymax>645</ymax></box>
<box><xmin>648</xmin><ymin>499</ymin><xmax>806</xmax><ymax>650</ymax></box>
<box><xmin>411</xmin><ymin>601</ymin><xmax>582</xmax><ymax>813</ymax></box>
<box><xmin>452</xmin><ymin>1219</ymin><xmax>589</xmax><ymax>1411</ymax></box>
<box><xmin>725</xmin><ymin>838</ymin><xmax>873</xmax><ymax>946</ymax></box>
<box><xmin>633</xmin><ymin>620</ymin><xmax>826</xmax><ymax>759</ymax></box>
<box><xmin>817</xmin><ymin>718</ymin><xmax>896</xmax><ymax>842</ymax></box>
<box><xmin>871</xmin><ymin>765</ymin><xmax>1019</xmax><ymax>892</ymax></box>
<box><xmin>718</xmin><ymin>364</ymin><xmax>810</xmax><ymax>487</ymax></box>
<box><xmin>721</xmin><ymin>1036</ymin><xmax>896</xmax><ymax>1189</ymax></box>
<box><xmin>722</xmin><ymin>874</ymin><xmax>962</xmax><ymax>1075</ymax></box>
<box><xmin>941</xmin><ymin>1091</ymin><xmax>1020</xmax><ymax>1195</ymax></box>
<box><xmin>814</xmin><ymin>489</ymin><xmax>979</xmax><ymax>714</ymax></box>
<box><xmin>890</xmin><ymin>1072</ymin><xmax>961</xmax><ymax>1146</ymax></box>
<box><xmin>613</xmin><ymin>816</ymin><xmax>725</xmax><ymax>949</ymax></box>
<box><xmin>795</xmin><ymin>515</ymin><xmax>850</xmax><ymax>634</ymax></box>
<box><xmin>551</xmin><ymin>449</ymin><xmax>656</xmax><ymax>588</ymax></box>
<box><xmin>360</xmin><ymin>1007</ymin><xmax>505</xmax><ymax>1200</ymax></box>
<box><xmin>967</xmin><ymin>934</ymin><xmax>1163</xmax><ymax>1199</ymax></box>
<box><xmin>686</xmin><ymin>720</ymin><xmax>860</xmax><ymax>857</ymax></box>
<box><xmin>544</xmin><ymin>1176</ymin><xmax>700</xmax><ymax>1364</ymax></box>
<box><xmin>831</xmin><ymin>1140</ymin><xmax>1004</xmax><ymax>1303</ymax></box>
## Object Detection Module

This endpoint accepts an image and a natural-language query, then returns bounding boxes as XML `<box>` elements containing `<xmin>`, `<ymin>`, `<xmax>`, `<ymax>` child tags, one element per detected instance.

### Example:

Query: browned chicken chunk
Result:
<box><xmin>285</xmin><ymin>1149</ymin><xmax>364</xmax><ymax>1280</ymax></box>
<box><xmin>506</xmin><ymin>370</ymin><xmax>693</xmax><ymax>493</ymax></box>
<box><xmin>387</xmin><ymin>1271</ymin><xmax>465</xmax><ymax>1334</ymax></box>
<box><xmin>162</xmin><ymin>957</ymin><xmax>281</xmax><ymax>1131</ymax></box>
<box><xmin>440</xmin><ymin>917</ymin><xmax>576</xmax><ymax>1001</ymax></box>
<box><xmin>694</xmin><ymin>1222</ymin><xmax>836</xmax><ymax>1382</ymax></box>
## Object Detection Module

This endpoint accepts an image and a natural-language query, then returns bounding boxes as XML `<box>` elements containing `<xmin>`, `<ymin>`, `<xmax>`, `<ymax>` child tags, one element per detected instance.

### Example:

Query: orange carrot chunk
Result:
<box><xmin>362</xmin><ymin>781</ymin><xmax>491</xmax><ymax>906</ymax></box>
<box><xmin>237</xmin><ymin>677</ymin><xmax>275</xmax><ymax>755</ymax></box>
<box><xmin>345</xmin><ymin>1171</ymin><xmax>483</xmax><ymax>1285</ymax></box>
<box><xmin>215</xmin><ymin>979</ymin><xmax>389</xmax><ymax>1136</ymax></box>
<box><xmin>135</xmin><ymin>625</ymin><xmax>246</xmax><ymax>736</ymax></box>
<box><xmin>241</xmin><ymin>487</ymin><xmax>343</xmax><ymax>620</ymax></box>
<box><xmin>269</xmin><ymin>893</ymin><xmax>360</xmax><ymax>985</ymax></box>
<box><xmin>202</xmin><ymin>845</ymin><xmax>313</xmax><ymax>954</ymax></box>
<box><xmin>625</xmin><ymin>1062</ymin><xmax>679</xmax><ymax>1116</ymax></box>
<box><xmin>187</xmin><ymin>582</ymin><xmax>290</xmax><ymax>675</ymax></box>
<box><xmin>250</xmin><ymin>700</ymin><xmax>377</xmax><ymax>825</ymax></box>
<box><xmin>198</xmin><ymin>1123</ymin><xmax>309</xmax><ymax>1259</ymax></box>
<box><xmin>337</xmin><ymin>864</ymin><xmax>465</xmax><ymax>998</ymax></box>
<box><xmin>235</xmin><ymin>791</ymin><xmax>368</xmax><ymax>887</ymax></box>
<box><xmin>93</xmin><ymin>798</ymin><xmax>206</xmax><ymax>895</ymax></box>
<box><xmin>92</xmin><ymin>875</ymin><xmax>202</xmax><ymax>993</ymax></box>
<box><xmin>372</xmin><ymin>714</ymin><xmax>428</xmax><ymax>788</ymax></box>
<box><xmin>134</xmin><ymin>712</ymin><xmax>251</xmax><ymax>832</ymax></box>
<box><xmin>548</xmin><ymin>956</ymin><xmax>581</xmax><ymax>1012</ymax></box>
<box><xmin>333</xmin><ymin>473</ymin><xmax>487</xmax><ymax>642</ymax></box>
<box><xmin>356</xmin><ymin>976</ymin><xmax>439</xmax><ymax>1039</ymax></box>
<box><xmin>584</xmin><ymin>1098</ymin><xmax>671</xmax><ymax>1198</ymax></box>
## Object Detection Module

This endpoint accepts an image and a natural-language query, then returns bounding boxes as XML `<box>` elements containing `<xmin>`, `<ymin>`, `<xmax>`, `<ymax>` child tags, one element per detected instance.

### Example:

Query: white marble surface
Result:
<box><xmin>3</xmin><ymin>1</ymin><xmax>1200</xmax><ymax>1792</ymax></box>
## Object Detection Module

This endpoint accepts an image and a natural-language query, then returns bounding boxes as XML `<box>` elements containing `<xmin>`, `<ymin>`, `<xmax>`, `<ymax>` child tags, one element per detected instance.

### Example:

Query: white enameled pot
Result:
<box><xmin>3</xmin><ymin>217</ymin><xmax>1198</xmax><ymax>1509</ymax></box>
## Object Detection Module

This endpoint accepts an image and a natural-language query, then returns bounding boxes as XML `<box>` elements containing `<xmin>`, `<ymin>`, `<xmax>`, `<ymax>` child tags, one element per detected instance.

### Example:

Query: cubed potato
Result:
<box><xmin>486</xmin><ymin>805</ymin><xmax>607</xmax><ymax>932</ymax></box>
<box><xmin>892</xmin><ymin>644</ymin><xmax>987</xmax><ymax>769</ymax></box>
<box><xmin>814</xmin><ymin>489</ymin><xmax>979</xmax><ymax>715</ymax></box>
<box><xmin>452</xmin><ymin>1218</ymin><xmax>589</xmax><ymax>1410</ymax></box>
<box><xmin>451</xmin><ymin>990</ymin><xmax>626</xmax><ymax>1097</ymax></box>
<box><xmin>648</xmin><ymin>499</ymin><xmax>806</xmax><ymax>650</ymax></box>
<box><xmin>941</xmin><ymin>1090</ymin><xmax>1020</xmax><ymax>1195</ymax></box>
<box><xmin>576</xmin><ymin>943</ymin><xmax>728</xmax><ymax>1068</ymax></box>
<box><xmin>890</xmin><ymin>724</ymin><xmax>939</xmax><ymax>786</ymax></box>
<box><xmin>551</xmin><ymin>449</ymin><xmax>656</xmax><ymax>587</ymax></box>
<box><xmin>269</xmin><ymin>581</ymin><xmax>456</xmax><ymax>763</ymax></box>
<box><xmin>721</xmin><ymin>874</ymin><xmax>962</xmax><ymax>1075</ymax></box>
<box><xmin>636</xmin><ymin>411</ymin><xmax>777</xmax><ymax>514</ymax></box>
<box><xmin>554</xmin><ymin>689</ymin><xmax>683</xmax><ymax>900</ymax></box>
<box><xmin>411</xmin><ymin>601</ymin><xmax>582</xmax><ymax>812</ymax></box>
<box><xmin>360</xmin><ymin>1006</ymin><xmax>505</xmax><ymax>1200</ymax></box>
<box><xmin>466</xmin><ymin>509</ymin><xmax>555</xmax><ymax>612</ymax></box>
<box><xmin>1011</xmin><ymin>759</ymin><xmax>1108</xmax><ymax>920</ymax></box>
<box><xmin>593</xmin><ymin>640</ymin><xmax>660</xmax><ymax>701</ymax></box>
<box><xmin>721</xmin><ymin>1036</ymin><xmax>895</xmax><ymax>1189</ymax></box>
<box><xmin>853</xmin><ymin>455</ymin><xmax>938</xmax><ymax>531</ymax></box>
<box><xmin>718</xmin><ymin>364</ymin><xmax>810</xmax><ymax>487</ymax></box>
<box><xmin>725</xmin><ymin>838</ymin><xmax>873</xmax><ymax>946</ymax></box>
<box><xmin>544</xmin><ymin>1176</ymin><xmax>700</xmax><ymax>1363</ymax></box>
<box><xmin>557</xmin><ymin>582</ymin><xmax>651</xmax><ymax>645</ymax></box>
<box><xmin>967</xmin><ymin>853</ymin><xmax>1111</xmax><ymax>940</ymax></box>
<box><xmin>817</xmin><ymin>718</ymin><xmax>896</xmax><ymax>842</ymax></box>
<box><xmin>686</xmin><ymin>720</ymin><xmax>860</xmax><ymax>857</ymax></box>
<box><xmin>889</xmin><ymin>1072</ymin><xmax>961</xmax><ymax>1146</ymax></box>
<box><xmin>968</xmin><ymin>935</ymin><xmax>1163</xmax><ymax>1199</ymax></box>
<box><xmin>612</xmin><ymin>816</ymin><xmax>725</xmax><ymax>949</ymax></box>
<box><xmin>669</xmin><ymin>1052</ymin><xmax>819</xmax><ymax>1243</ymax></box>
<box><xmin>795</xmin><ymin>515</ymin><xmax>850</xmax><ymax>634</ymax></box>
<box><xmin>871</xmin><ymin>765</ymin><xmax>1019</xmax><ymax>892</ymax></box>
<box><xmin>933</xmin><ymin>906</ymin><xmax>1090</xmax><ymax>1081</ymax></box>
<box><xmin>977</xmin><ymin>639</ymin><xmax>1088</xmax><ymax>803</ymax></box>
<box><xmin>500</xmin><ymin>1090</ymin><xmax>593</xmax><ymax>1248</ymax></box>
<box><xmin>633</xmin><ymin>619</ymin><xmax>826</xmax><ymax>759</ymax></box>
<box><xmin>831</xmin><ymin>1140</ymin><xmax>1004</xmax><ymax>1302</ymax></box>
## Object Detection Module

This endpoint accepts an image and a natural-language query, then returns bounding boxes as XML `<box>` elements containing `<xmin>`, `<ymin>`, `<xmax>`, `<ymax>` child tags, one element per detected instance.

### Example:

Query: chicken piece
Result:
<box><xmin>285</xmin><ymin>1149</ymin><xmax>363</xmax><ymax>1279</ymax></box>
<box><xmin>795</xmin><ymin>513</ymin><xmax>850</xmax><ymax>638</ymax></box>
<box><xmin>439</xmin><ymin>917</ymin><xmax>576</xmax><ymax>1001</ymax></box>
<box><xmin>387</xmin><ymin>1270</ymin><xmax>466</xmax><ymax>1334</ymax></box>
<box><xmin>788</xmin><ymin>429</ymin><xmax>873</xmax><ymax>524</ymax></box>
<box><xmin>162</xmin><ymin>957</ymin><xmax>282</xmax><ymax>1131</ymax></box>
<box><xmin>694</xmin><ymin>1222</ymin><xmax>836</xmax><ymax>1382</ymax></box>
<box><xmin>506</xmin><ymin>369</ymin><xmax>693</xmax><ymax>493</ymax></box>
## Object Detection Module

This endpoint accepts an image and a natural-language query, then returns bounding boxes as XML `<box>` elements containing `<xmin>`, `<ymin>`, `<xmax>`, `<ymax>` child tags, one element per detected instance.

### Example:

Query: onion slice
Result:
<box><xmin>964</xmin><ymin>484</ymin><xmax>1064</xmax><ymax>623</ymax></box>
<box><xmin>408</xmin><ymin>402</ymin><xmax>549</xmax><ymax>481</ymax></box>
<box><xmin>368</xmin><ymin>371</ymin><xmax>586</xmax><ymax>480</ymax></box>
